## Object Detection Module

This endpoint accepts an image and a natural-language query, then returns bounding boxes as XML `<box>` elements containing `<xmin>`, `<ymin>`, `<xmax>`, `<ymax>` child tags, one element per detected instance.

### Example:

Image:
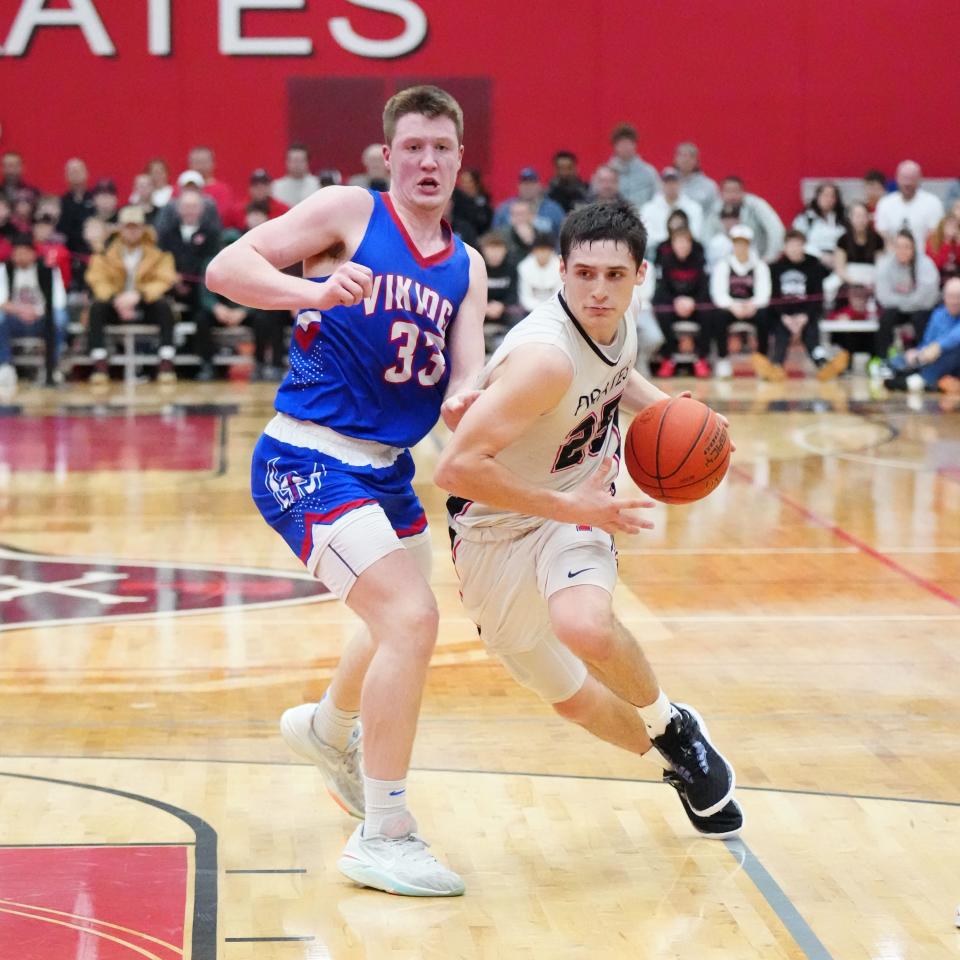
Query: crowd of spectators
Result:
<box><xmin>1</xmin><ymin>130</ymin><xmax>959</xmax><ymax>396</ymax></box>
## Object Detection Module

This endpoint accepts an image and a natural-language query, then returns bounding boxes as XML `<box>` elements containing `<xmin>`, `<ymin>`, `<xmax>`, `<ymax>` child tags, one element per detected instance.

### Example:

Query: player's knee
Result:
<box><xmin>552</xmin><ymin>684</ymin><xmax>592</xmax><ymax>724</ymax></box>
<box><xmin>553</xmin><ymin>609</ymin><xmax>616</xmax><ymax>664</ymax></box>
<box><xmin>386</xmin><ymin>595</ymin><xmax>440</xmax><ymax>660</ymax></box>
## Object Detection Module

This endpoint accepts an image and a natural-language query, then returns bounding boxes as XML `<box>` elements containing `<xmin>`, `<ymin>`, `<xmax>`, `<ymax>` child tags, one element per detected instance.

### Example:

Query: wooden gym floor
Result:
<box><xmin>0</xmin><ymin>372</ymin><xmax>958</xmax><ymax>960</ymax></box>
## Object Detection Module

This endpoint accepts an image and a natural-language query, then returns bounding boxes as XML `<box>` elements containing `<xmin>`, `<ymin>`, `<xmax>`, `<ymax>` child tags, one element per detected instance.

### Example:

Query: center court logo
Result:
<box><xmin>266</xmin><ymin>457</ymin><xmax>325</xmax><ymax>510</ymax></box>
<box><xmin>0</xmin><ymin>544</ymin><xmax>333</xmax><ymax>632</ymax></box>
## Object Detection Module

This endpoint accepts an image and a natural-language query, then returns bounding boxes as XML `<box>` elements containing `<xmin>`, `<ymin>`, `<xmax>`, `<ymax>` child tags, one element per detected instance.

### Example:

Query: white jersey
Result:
<box><xmin>449</xmin><ymin>289</ymin><xmax>638</xmax><ymax>539</ymax></box>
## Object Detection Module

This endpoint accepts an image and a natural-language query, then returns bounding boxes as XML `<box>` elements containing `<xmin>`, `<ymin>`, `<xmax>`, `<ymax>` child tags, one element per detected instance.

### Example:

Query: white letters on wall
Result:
<box><xmin>148</xmin><ymin>0</ymin><xmax>171</xmax><ymax>56</ymax></box>
<box><xmin>219</xmin><ymin>0</ymin><xmax>312</xmax><ymax>56</ymax></box>
<box><xmin>329</xmin><ymin>0</ymin><xmax>427</xmax><ymax>59</ymax></box>
<box><xmin>3</xmin><ymin>0</ymin><xmax>115</xmax><ymax>56</ymax></box>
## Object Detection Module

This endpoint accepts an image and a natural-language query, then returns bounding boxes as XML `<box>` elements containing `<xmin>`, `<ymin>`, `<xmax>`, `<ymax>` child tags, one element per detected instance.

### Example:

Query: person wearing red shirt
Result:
<box><xmin>247</xmin><ymin>169</ymin><xmax>289</xmax><ymax>220</ymax></box>
<box><xmin>187</xmin><ymin>146</ymin><xmax>241</xmax><ymax>229</ymax></box>
<box><xmin>926</xmin><ymin>213</ymin><xmax>960</xmax><ymax>285</ymax></box>
<box><xmin>32</xmin><ymin>214</ymin><xmax>72</xmax><ymax>288</ymax></box>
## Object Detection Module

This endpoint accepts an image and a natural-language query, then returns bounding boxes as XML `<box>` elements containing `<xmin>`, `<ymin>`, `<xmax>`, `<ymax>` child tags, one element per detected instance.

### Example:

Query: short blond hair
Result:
<box><xmin>383</xmin><ymin>85</ymin><xmax>463</xmax><ymax>145</ymax></box>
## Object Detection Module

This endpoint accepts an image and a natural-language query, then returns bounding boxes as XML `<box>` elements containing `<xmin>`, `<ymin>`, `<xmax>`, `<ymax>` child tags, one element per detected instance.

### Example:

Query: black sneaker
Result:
<box><xmin>664</xmin><ymin>772</ymin><xmax>743</xmax><ymax>839</ymax></box>
<box><xmin>652</xmin><ymin>702</ymin><xmax>734</xmax><ymax>816</ymax></box>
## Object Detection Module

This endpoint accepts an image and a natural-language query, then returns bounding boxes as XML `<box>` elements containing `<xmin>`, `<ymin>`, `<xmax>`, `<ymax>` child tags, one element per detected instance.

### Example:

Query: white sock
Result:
<box><xmin>637</xmin><ymin>690</ymin><xmax>676</xmax><ymax>738</ymax></box>
<box><xmin>311</xmin><ymin>692</ymin><xmax>358</xmax><ymax>751</ymax></box>
<box><xmin>363</xmin><ymin>775</ymin><xmax>411</xmax><ymax>838</ymax></box>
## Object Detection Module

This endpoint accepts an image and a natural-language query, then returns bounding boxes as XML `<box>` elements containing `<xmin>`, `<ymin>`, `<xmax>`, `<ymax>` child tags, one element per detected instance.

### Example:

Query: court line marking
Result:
<box><xmin>225</xmin><ymin>868</ymin><xmax>306</xmax><ymax>875</ymax></box>
<box><xmin>726</xmin><ymin>841</ymin><xmax>834</xmax><ymax>960</ymax></box>
<box><xmin>790</xmin><ymin>423</ymin><xmax>928</xmax><ymax>471</ymax></box>
<box><xmin>0</xmin><ymin>898</ymin><xmax>183</xmax><ymax>954</ymax></box>
<box><xmin>729</xmin><ymin>467</ymin><xmax>960</xmax><ymax>609</ymax></box>
<box><xmin>224</xmin><ymin>936</ymin><xmax>315</xmax><ymax>942</ymax></box>
<box><xmin>617</xmin><ymin>545</ymin><xmax>960</xmax><ymax>555</ymax></box>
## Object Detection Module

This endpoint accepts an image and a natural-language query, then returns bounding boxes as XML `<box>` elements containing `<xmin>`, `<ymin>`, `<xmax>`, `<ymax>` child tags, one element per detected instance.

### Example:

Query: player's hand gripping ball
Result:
<box><xmin>625</xmin><ymin>397</ymin><xmax>730</xmax><ymax>504</ymax></box>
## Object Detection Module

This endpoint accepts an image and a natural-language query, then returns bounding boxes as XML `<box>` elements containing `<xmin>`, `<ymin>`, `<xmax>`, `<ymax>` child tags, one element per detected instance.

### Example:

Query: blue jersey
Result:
<box><xmin>275</xmin><ymin>190</ymin><xmax>472</xmax><ymax>448</ymax></box>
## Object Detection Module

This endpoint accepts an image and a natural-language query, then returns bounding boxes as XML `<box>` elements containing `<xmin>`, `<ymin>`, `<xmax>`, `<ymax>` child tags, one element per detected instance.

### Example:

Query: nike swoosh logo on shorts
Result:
<box><xmin>567</xmin><ymin>567</ymin><xmax>595</xmax><ymax>578</ymax></box>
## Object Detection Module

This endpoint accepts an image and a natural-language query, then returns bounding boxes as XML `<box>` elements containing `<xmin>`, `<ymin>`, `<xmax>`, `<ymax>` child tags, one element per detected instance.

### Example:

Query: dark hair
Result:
<box><xmin>532</xmin><ymin>231</ymin><xmax>556</xmax><ymax>250</ymax></box>
<box><xmin>11</xmin><ymin>232</ymin><xmax>35</xmax><ymax>249</ymax></box>
<box><xmin>723</xmin><ymin>175</ymin><xmax>744</xmax><ymax>187</ymax></box>
<box><xmin>785</xmin><ymin>228</ymin><xmax>806</xmax><ymax>243</ymax></box>
<box><xmin>559</xmin><ymin>199</ymin><xmax>647</xmax><ymax>267</ymax></box>
<box><xmin>863</xmin><ymin>169</ymin><xmax>886</xmax><ymax>186</ymax></box>
<box><xmin>478</xmin><ymin>230</ymin><xmax>507</xmax><ymax>248</ymax></box>
<box><xmin>666</xmin><ymin>209</ymin><xmax>690</xmax><ymax>231</ymax></box>
<box><xmin>610</xmin><ymin>123</ymin><xmax>637</xmax><ymax>144</ymax></box>
<box><xmin>246</xmin><ymin>201</ymin><xmax>269</xmax><ymax>216</ymax></box>
<box><xmin>895</xmin><ymin>228</ymin><xmax>917</xmax><ymax>285</ymax></box>
<box><xmin>553</xmin><ymin>150</ymin><xmax>577</xmax><ymax>164</ymax></box>
<box><xmin>383</xmin><ymin>85</ymin><xmax>463</xmax><ymax>144</ymax></box>
<box><xmin>287</xmin><ymin>142</ymin><xmax>309</xmax><ymax>156</ymax></box>
<box><xmin>808</xmin><ymin>181</ymin><xmax>845</xmax><ymax>223</ymax></box>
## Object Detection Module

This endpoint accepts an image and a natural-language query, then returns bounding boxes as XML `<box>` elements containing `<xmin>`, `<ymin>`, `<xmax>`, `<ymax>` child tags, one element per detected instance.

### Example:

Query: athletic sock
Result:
<box><xmin>637</xmin><ymin>690</ymin><xmax>677</xmax><ymax>738</ymax></box>
<box><xmin>311</xmin><ymin>692</ymin><xmax>359</xmax><ymax>751</ymax></box>
<box><xmin>363</xmin><ymin>775</ymin><xmax>410</xmax><ymax>838</ymax></box>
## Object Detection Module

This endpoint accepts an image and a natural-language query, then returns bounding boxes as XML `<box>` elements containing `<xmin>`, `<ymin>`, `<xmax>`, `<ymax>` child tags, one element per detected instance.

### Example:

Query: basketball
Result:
<box><xmin>624</xmin><ymin>397</ymin><xmax>730</xmax><ymax>504</ymax></box>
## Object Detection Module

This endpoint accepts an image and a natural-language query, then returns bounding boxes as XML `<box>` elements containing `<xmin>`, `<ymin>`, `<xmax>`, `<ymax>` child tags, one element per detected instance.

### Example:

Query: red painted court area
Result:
<box><xmin>0</xmin><ymin>414</ymin><xmax>218</xmax><ymax>472</ymax></box>
<box><xmin>0</xmin><ymin>845</ymin><xmax>187</xmax><ymax>959</ymax></box>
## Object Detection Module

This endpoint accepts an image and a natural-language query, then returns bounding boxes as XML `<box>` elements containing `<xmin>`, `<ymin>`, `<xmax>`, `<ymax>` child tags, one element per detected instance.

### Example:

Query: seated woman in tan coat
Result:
<box><xmin>84</xmin><ymin>205</ymin><xmax>178</xmax><ymax>384</ymax></box>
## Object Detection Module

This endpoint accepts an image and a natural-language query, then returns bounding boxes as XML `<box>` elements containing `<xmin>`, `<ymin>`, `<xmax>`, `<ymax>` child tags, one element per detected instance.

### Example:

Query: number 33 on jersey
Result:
<box><xmin>275</xmin><ymin>190</ymin><xmax>472</xmax><ymax>449</ymax></box>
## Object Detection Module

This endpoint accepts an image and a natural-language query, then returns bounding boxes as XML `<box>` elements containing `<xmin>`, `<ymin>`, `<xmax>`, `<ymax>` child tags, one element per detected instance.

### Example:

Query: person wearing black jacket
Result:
<box><xmin>156</xmin><ymin>187</ymin><xmax>221</xmax><ymax>377</ymax></box>
<box><xmin>653</xmin><ymin>228</ymin><xmax>712</xmax><ymax>377</ymax></box>
<box><xmin>547</xmin><ymin>151</ymin><xmax>589</xmax><ymax>212</ymax></box>
<box><xmin>758</xmin><ymin>229</ymin><xmax>848</xmax><ymax>381</ymax></box>
<box><xmin>58</xmin><ymin>158</ymin><xmax>94</xmax><ymax>258</ymax></box>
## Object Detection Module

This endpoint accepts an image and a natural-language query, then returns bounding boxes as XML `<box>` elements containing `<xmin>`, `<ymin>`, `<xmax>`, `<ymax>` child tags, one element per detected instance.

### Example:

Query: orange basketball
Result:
<box><xmin>624</xmin><ymin>397</ymin><xmax>730</xmax><ymax>504</ymax></box>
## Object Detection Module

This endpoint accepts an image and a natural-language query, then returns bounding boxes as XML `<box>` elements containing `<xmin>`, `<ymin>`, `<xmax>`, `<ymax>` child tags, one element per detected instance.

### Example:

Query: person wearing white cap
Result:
<box><xmin>709</xmin><ymin>224</ymin><xmax>771</xmax><ymax>378</ymax></box>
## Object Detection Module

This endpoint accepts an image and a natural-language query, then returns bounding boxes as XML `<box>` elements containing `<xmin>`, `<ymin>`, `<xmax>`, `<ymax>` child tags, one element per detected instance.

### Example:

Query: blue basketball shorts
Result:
<box><xmin>251</xmin><ymin>414</ymin><xmax>431</xmax><ymax>599</ymax></box>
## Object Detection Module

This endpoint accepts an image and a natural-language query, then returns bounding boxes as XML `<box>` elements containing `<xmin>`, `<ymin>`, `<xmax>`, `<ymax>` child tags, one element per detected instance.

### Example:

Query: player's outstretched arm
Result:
<box><xmin>441</xmin><ymin>247</ymin><xmax>488</xmax><ymax>430</ymax></box>
<box><xmin>435</xmin><ymin>345</ymin><xmax>654</xmax><ymax>535</ymax></box>
<box><xmin>205</xmin><ymin>186</ymin><xmax>374</xmax><ymax>312</ymax></box>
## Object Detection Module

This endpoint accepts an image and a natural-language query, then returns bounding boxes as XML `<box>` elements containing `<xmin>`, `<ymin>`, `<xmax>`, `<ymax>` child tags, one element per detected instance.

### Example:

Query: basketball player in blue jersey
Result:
<box><xmin>206</xmin><ymin>86</ymin><xmax>487</xmax><ymax>896</ymax></box>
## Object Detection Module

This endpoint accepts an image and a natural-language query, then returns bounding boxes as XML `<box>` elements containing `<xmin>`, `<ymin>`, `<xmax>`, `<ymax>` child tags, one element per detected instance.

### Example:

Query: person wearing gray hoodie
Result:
<box><xmin>873</xmin><ymin>228</ymin><xmax>941</xmax><ymax>363</ymax></box>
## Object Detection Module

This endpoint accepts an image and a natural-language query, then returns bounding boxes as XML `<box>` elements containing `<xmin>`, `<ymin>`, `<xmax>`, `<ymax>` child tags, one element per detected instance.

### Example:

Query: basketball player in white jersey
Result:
<box><xmin>435</xmin><ymin>200</ymin><xmax>742</xmax><ymax>837</ymax></box>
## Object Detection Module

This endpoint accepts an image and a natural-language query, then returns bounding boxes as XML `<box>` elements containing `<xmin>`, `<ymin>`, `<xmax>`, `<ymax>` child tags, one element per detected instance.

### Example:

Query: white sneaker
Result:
<box><xmin>905</xmin><ymin>373</ymin><xmax>926</xmax><ymax>393</ymax></box>
<box><xmin>338</xmin><ymin>818</ymin><xmax>465</xmax><ymax>897</ymax></box>
<box><xmin>0</xmin><ymin>363</ymin><xmax>17</xmax><ymax>390</ymax></box>
<box><xmin>714</xmin><ymin>358</ymin><xmax>733</xmax><ymax>379</ymax></box>
<box><xmin>280</xmin><ymin>703</ymin><xmax>364</xmax><ymax>818</ymax></box>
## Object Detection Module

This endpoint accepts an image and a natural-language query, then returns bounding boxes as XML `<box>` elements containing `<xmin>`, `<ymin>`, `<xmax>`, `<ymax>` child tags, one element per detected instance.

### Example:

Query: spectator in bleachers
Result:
<box><xmin>793</xmin><ymin>182</ymin><xmax>846</xmax><ymax>268</ymax></box>
<box><xmin>272</xmin><ymin>144</ymin><xmax>320</xmax><ymax>208</ymax></box>
<box><xmin>444</xmin><ymin>193</ymin><xmax>478</xmax><ymax>248</ymax></box>
<box><xmin>493</xmin><ymin>168</ymin><xmax>565</xmax><ymax>237</ymax></box>
<box><xmin>862</xmin><ymin>170</ymin><xmax>887</xmax><ymax>225</ymax></box>
<box><xmin>317</xmin><ymin>169</ymin><xmax>343</xmax><ymax>188</ymax></box>
<box><xmin>452</xmin><ymin>169</ymin><xmax>493</xmax><ymax>238</ymax></box>
<box><xmin>588</xmin><ymin>165</ymin><xmax>624</xmax><ymax>204</ymax></box>
<box><xmin>188</xmin><ymin>146</ymin><xmax>238</xmax><ymax>227</ymax></box>
<box><xmin>710</xmin><ymin>224</ymin><xmax>771</xmax><ymax>379</ymax></box>
<box><xmin>653</xmin><ymin>226</ymin><xmax>712</xmax><ymax>379</ymax></box>
<box><xmin>2</xmin><ymin>152</ymin><xmax>39</xmax><ymax>206</ymax></box>
<box><xmin>641</xmin><ymin>166</ymin><xmax>704</xmax><ymax>254</ymax></box>
<box><xmin>944</xmin><ymin>178</ymin><xmax>960</xmax><ymax>212</ymax></box>
<box><xmin>606</xmin><ymin>123</ymin><xmax>659</xmax><ymax>209</ymax></box>
<box><xmin>247</xmin><ymin>169</ymin><xmax>289</xmax><ymax>220</ymax></box>
<box><xmin>504</xmin><ymin>198</ymin><xmax>537</xmax><ymax>263</ymax></box>
<box><xmin>705</xmin><ymin>202</ymin><xmax>740</xmax><ymax>268</ymax></box>
<box><xmin>884</xmin><ymin>278</ymin><xmax>960</xmax><ymax>392</ymax></box>
<box><xmin>875</xmin><ymin>160</ymin><xmax>943</xmax><ymax>248</ymax></box>
<box><xmin>925</xmin><ymin>214</ymin><xmax>960</xmax><ymax>285</ymax></box>
<box><xmin>0</xmin><ymin>199</ymin><xmax>11</xmax><ymax>263</ymax></box>
<box><xmin>157</xmin><ymin>187</ymin><xmax>221</xmax><ymax>339</ymax></box>
<box><xmin>674</xmin><ymin>142</ymin><xmax>719</xmax><ymax>218</ymax></box>
<box><xmin>155</xmin><ymin>172</ymin><xmax>222</xmax><ymax>236</ymax></box>
<box><xmin>756</xmin><ymin>229</ymin><xmax>847</xmax><ymax>382</ymax></box>
<box><xmin>58</xmin><ymin>158</ymin><xmax>94</xmax><ymax>256</ymax></box>
<box><xmin>85</xmin><ymin>205</ymin><xmax>178</xmax><ymax>385</ymax></box>
<box><xmin>706</xmin><ymin>176</ymin><xmax>785</xmax><ymax>262</ymax></box>
<box><xmin>478</xmin><ymin>231</ymin><xmax>519</xmax><ymax>354</ymax></box>
<box><xmin>91</xmin><ymin>179</ymin><xmax>120</xmax><ymax>230</ymax></box>
<box><xmin>0</xmin><ymin>233</ymin><xmax>67</xmax><ymax>389</ymax></box>
<box><xmin>10</xmin><ymin>191</ymin><xmax>37</xmax><ymax>234</ymax></box>
<box><xmin>33</xmin><ymin>214</ymin><xmax>71</xmax><ymax>289</ymax></box>
<box><xmin>128</xmin><ymin>174</ymin><xmax>161</xmax><ymax>225</ymax></box>
<box><xmin>348</xmin><ymin>144</ymin><xmax>390</xmax><ymax>191</ymax></box>
<box><xmin>547</xmin><ymin>151</ymin><xmax>589</xmax><ymax>213</ymax></box>
<box><xmin>81</xmin><ymin>217</ymin><xmax>111</xmax><ymax>262</ymax></box>
<box><xmin>198</xmin><ymin>203</ymin><xmax>288</xmax><ymax>382</ymax></box>
<box><xmin>869</xmin><ymin>228</ymin><xmax>941</xmax><ymax>377</ymax></box>
<box><xmin>146</xmin><ymin>158</ymin><xmax>173</xmax><ymax>209</ymax></box>
<box><xmin>517</xmin><ymin>233</ymin><xmax>562</xmax><ymax>313</ymax></box>
<box><xmin>835</xmin><ymin>202</ymin><xmax>884</xmax><ymax>278</ymax></box>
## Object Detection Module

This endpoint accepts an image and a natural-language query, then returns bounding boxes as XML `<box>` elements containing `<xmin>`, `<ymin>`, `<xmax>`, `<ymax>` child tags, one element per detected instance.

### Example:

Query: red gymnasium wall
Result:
<box><xmin>2</xmin><ymin>0</ymin><xmax>959</xmax><ymax>219</ymax></box>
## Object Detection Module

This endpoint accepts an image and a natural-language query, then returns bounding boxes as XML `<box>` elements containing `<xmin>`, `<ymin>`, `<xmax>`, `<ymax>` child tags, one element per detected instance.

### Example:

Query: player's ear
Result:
<box><xmin>559</xmin><ymin>257</ymin><xmax>567</xmax><ymax>280</ymax></box>
<box><xmin>382</xmin><ymin>144</ymin><xmax>391</xmax><ymax>172</ymax></box>
<box><xmin>635</xmin><ymin>259</ymin><xmax>647</xmax><ymax>285</ymax></box>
